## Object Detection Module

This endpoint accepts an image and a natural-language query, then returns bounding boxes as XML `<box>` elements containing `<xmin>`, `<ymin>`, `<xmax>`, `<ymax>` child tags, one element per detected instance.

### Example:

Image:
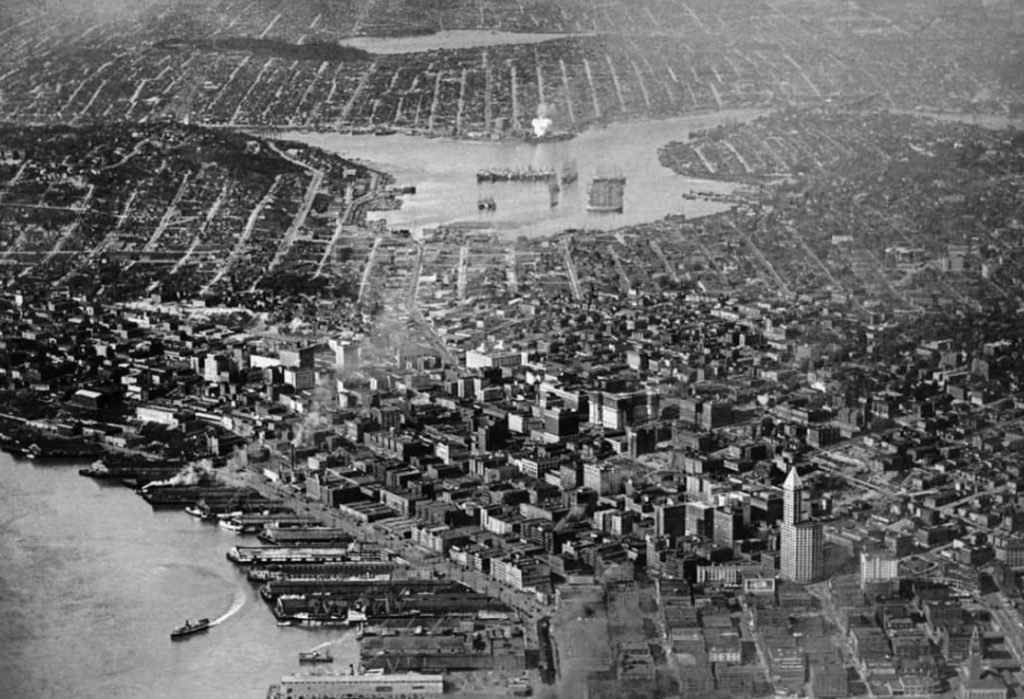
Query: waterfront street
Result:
<box><xmin>217</xmin><ymin>464</ymin><xmax>551</xmax><ymax>637</ymax></box>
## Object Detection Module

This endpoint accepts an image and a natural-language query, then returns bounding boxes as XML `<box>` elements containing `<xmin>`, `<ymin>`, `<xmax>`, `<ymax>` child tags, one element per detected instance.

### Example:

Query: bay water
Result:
<box><xmin>0</xmin><ymin>452</ymin><xmax>358</xmax><ymax>699</ymax></box>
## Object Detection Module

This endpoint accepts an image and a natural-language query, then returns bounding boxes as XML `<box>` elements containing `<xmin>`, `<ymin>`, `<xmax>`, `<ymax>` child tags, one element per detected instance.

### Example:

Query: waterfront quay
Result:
<box><xmin>219</xmin><ymin>465</ymin><xmax>552</xmax><ymax>628</ymax></box>
<box><xmin>208</xmin><ymin>465</ymin><xmax>553</xmax><ymax>696</ymax></box>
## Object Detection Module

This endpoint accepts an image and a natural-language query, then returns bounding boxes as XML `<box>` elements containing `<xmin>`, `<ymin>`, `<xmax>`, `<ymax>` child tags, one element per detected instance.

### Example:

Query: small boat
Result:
<box><xmin>345</xmin><ymin>608</ymin><xmax>368</xmax><ymax>625</ymax></box>
<box><xmin>170</xmin><ymin>618</ymin><xmax>211</xmax><ymax>639</ymax></box>
<box><xmin>184</xmin><ymin>505</ymin><xmax>207</xmax><ymax>518</ymax></box>
<box><xmin>218</xmin><ymin>518</ymin><xmax>244</xmax><ymax>533</ymax></box>
<box><xmin>298</xmin><ymin>648</ymin><xmax>334</xmax><ymax>663</ymax></box>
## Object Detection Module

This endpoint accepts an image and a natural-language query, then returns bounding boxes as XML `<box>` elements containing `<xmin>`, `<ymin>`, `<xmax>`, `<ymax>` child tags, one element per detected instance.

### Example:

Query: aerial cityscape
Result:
<box><xmin>2</xmin><ymin>1</ymin><xmax>1024</xmax><ymax>699</ymax></box>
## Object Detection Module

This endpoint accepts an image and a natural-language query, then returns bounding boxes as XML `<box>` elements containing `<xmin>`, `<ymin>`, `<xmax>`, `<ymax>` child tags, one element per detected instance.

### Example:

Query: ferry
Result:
<box><xmin>170</xmin><ymin>617</ymin><xmax>211</xmax><ymax>639</ymax></box>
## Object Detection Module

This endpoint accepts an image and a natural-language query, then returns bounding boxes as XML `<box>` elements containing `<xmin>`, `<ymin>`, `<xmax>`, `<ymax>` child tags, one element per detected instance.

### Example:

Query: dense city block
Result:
<box><xmin>4</xmin><ymin>1</ymin><xmax>1024</xmax><ymax>698</ymax></box>
<box><xmin>2</xmin><ymin>98</ymin><xmax>1024</xmax><ymax>698</ymax></box>
<box><xmin>1</xmin><ymin>0</ymin><xmax>1022</xmax><ymax>137</ymax></box>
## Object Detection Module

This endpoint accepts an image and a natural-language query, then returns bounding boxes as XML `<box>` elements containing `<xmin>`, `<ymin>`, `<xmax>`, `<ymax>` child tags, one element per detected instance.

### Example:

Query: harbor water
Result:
<box><xmin>0</xmin><ymin>451</ymin><xmax>358</xmax><ymax>699</ymax></box>
<box><xmin>280</xmin><ymin>109</ymin><xmax>764</xmax><ymax>239</ymax></box>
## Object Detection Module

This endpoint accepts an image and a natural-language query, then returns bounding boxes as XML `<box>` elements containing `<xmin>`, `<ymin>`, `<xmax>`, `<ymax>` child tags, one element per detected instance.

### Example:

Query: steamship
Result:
<box><xmin>524</xmin><ymin>130</ymin><xmax>575</xmax><ymax>143</ymax></box>
<box><xmin>170</xmin><ymin>617</ymin><xmax>211</xmax><ymax>639</ymax></box>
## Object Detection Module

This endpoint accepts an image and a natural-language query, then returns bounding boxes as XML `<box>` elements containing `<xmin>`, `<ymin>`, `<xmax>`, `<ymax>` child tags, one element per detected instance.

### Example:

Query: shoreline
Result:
<box><xmin>0</xmin><ymin>428</ymin><xmax>556</xmax><ymax>625</ymax></box>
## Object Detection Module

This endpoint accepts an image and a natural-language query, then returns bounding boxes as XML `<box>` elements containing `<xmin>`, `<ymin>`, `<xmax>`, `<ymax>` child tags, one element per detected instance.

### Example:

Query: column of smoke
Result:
<box><xmin>291</xmin><ymin>362</ymin><xmax>344</xmax><ymax>448</ymax></box>
<box><xmin>141</xmin><ymin>458</ymin><xmax>214</xmax><ymax>490</ymax></box>
<box><xmin>532</xmin><ymin>102</ymin><xmax>555</xmax><ymax>138</ymax></box>
<box><xmin>230</xmin><ymin>444</ymin><xmax>248</xmax><ymax>469</ymax></box>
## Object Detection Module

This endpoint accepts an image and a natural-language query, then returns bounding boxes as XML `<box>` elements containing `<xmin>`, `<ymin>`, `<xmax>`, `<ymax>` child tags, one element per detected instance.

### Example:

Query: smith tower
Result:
<box><xmin>780</xmin><ymin>467</ymin><xmax>823</xmax><ymax>583</ymax></box>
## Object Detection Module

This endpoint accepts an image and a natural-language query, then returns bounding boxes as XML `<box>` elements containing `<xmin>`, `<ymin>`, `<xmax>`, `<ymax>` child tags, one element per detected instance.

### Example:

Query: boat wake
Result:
<box><xmin>211</xmin><ymin>586</ymin><xmax>246</xmax><ymax>626</ymax></box>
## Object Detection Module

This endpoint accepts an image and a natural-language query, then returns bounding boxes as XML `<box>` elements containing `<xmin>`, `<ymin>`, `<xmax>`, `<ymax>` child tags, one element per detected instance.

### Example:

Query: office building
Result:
<box><xmin>780</xmin><ymin>467</ymin><xmax>823</xmax><ymax>583</ymax></box>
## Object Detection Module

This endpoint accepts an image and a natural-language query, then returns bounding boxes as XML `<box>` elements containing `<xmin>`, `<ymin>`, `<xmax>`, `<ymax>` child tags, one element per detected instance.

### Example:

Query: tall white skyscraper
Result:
<box><xmin>781</xmin><ymin>467</ymin><xmax>823</xmax><ymax>583</ymax></box>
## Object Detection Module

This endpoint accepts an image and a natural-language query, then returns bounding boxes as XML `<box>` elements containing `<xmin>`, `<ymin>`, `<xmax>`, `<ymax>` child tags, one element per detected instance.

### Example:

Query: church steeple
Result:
<box><xmin>958</xmin><ymin>622</ymin><xmax>1008</xmax><ymax>699</ymax></box>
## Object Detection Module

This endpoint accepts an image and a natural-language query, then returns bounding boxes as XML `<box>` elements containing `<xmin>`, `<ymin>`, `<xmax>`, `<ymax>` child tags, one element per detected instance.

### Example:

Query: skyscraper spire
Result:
<box><xmin>783</xmin><ymin>465</ymin><xmax>803</xmax><ymax>492</ymax></box>
<box><xmin>780</xmin><ymin>466</ymin><xmax>822</xmax><ymax>583</ymax></box>
<box><xmin>968</xmin><ymin>624</ymin><xmax>983</xmax><ymax>683</ymax></box>
<box><xmin>783</xmin><ymin>466</ymin><xmax>804</xmax><ymax>526</ymax></box>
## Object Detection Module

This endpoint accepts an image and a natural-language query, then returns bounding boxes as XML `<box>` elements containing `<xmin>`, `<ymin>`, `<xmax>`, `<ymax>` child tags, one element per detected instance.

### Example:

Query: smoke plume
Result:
<box><xmin>532</xmin><ymin>102</ymin><xmax>555</xmax><ymax>137</ymax></box>
<box><xmin>292</xmin><ymin>369</ymin><xmax>336</xmax><ymax>447</ymax></box>
<box><xmin>142</xmin><ymin>458</ymin><xmax>214</xmax><ymax>490</ymax></box>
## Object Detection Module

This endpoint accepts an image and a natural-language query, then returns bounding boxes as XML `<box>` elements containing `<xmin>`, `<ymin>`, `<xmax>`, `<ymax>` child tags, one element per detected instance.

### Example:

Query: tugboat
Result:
<box><xmin>218</xmin><ymin>517</ymin><xmax>244</xmax><ymax>533</ymax></box>
<box><xmin>170</xmin><ymin>617</ymin><xmax>211</xmax><ymax>639</ymax></box>
<box><xmin>298</xmin><ymin>648</ymin><xmax>334</xmax><ymax>663</ymax></box>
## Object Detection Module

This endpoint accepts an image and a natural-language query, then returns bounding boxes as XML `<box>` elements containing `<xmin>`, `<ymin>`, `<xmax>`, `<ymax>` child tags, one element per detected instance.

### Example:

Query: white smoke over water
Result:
<box><xmin>142</xmin><ymin>458</ymin><xmax>215</xmax><ymax>490</ymax></box>
<box><xmin>532</xmin><ymin>116</ymin><xmax>553</xmax><ymax>138</ymax></box>
<box><xmin>532</xmin><ymin>102</ymin><xmax>555</xmax><ymax>137</ymax></box>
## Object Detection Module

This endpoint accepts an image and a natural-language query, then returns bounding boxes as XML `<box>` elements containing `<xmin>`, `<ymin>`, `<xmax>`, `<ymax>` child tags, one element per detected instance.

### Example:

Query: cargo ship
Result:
<box><xmin>586</xmin><ymin>175</ymin><xmax>626</xmax><ymax>213</ymax></box>
<box><xmin>170</xmin><ymin>617</ymin><xmax>211</xmax><ymax>639</ymax></box>
<box><xmin>257</xmin><ymin>524</ymin><xmax>353</xmax><ymax>546</ymax></box>
<box><xmin>524</xmin><ymin>130</ymin><xmax>575</xmax><ymax>144</ymax></box>
<box><xmin>476</xmin><ymin>167</ymin><xmax>556</xmax><ymax>183</ymax></box>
